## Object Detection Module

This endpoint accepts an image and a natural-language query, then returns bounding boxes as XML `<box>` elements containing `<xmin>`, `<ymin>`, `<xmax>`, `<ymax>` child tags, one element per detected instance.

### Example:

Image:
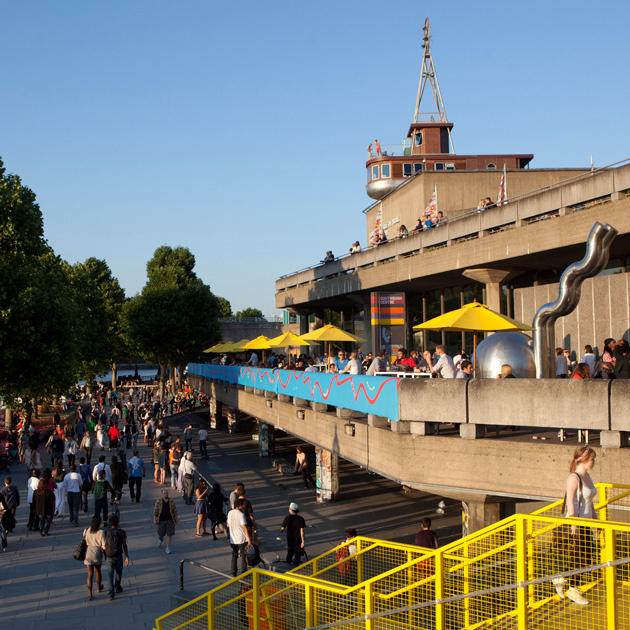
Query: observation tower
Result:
<box><xmin>366</xmin><ymin>18</ymin><xmax>533</xmax><ymax>200</ymax></box>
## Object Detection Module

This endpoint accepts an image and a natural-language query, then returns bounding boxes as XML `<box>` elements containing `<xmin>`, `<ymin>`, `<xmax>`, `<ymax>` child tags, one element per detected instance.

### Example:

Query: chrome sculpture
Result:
<box><xmin>475</xmin><ymin>332</ymin><xmax>536</xmax><ymax>379</ymax></box>
<box><xmin>533</xmin><ymin>222</ymin><xmax>618</xmax><ymax>378</ymax></box>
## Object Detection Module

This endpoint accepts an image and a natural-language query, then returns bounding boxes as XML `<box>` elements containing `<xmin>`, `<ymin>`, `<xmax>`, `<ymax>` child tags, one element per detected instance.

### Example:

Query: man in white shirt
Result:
<box><xmin>27</xmin><ymin>468</ymin><xmax>41</xmax><ymax>531</ymax></box>
<box><xmin>247</xmin><ymin>352</ymin><xmax>259</xmax><ymax>367</ymax></box>
<box><xmin>340</xmin><ymin>352</ymin><xmax>362</xmax><ymax>375</ymax></box>
<box><xmin>424</xmin><ymin>345</ymin><xmax>456</xmax><ymax>379</ymax></box>
<box><xmin>64</xmin><ymin>464</ymin><xmax>83</xmax><ymax>526</ymax></box>
<box><xmin>227</xmin><ymin>498</ymin><xmax>252</xmax><ymax>576</ymax></box>
<box><xmin>179</xmin><ymin>453</ymin><xmax>197</xmax><ymax>505</ymax></box>
<box><xmin>92</xmin><ymin>455</ymin><xmax>112</xmax><ymax>484</ymax></box>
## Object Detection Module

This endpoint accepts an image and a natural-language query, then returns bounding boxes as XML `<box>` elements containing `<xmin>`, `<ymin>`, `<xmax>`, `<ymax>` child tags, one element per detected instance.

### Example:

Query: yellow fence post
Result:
<box><xmin>600</xmin><ymin>486</ymin><xmax>609</xmax><ymax>521</ymax></box>
<box><xmin>435</xmin><ymin>551</ymin><xmax>444</xmax><ymax>630</ymax></box>
<box><xmin>463</xmin><ymin>541</ymin><xmax>471</xmax><ymax>628</ymax></box>
<box><xmin>305</xmin><ymin>584</ymin><xmax>314</xmax><ymax>627</ymax></box>
<box><xmin>252</xmin><ymin>572</ymin><xmax>260</xmax><ymax>630</ymax></box>
<box><xmin>526</xmin><ymin>518</ymin><xmax>535</xmax><ymax>608</ymax></box>
<box><xmin>207</xmin><ymin>591</ymin><xmax>214</xmax><ymax>630</ymax></box>
<box><xmin>364</xmin><ymin>582</ymin><xmax>374</xmax><ymax>630</ymax></box>
<box><xmin>603</xmin><ymin>527</ymin><xmax>618</xmax><ymax>630</ymax></box>
<box><xmin>515</xmin><ymin>517</ymin><xmax>529</xmax><ymax>630</ymax></box>
<box><xmin>357</xmin><ymin>541</ymin><xmax>364</xmax><ymax>584</ymax></box>
<box><xmin>406</xmin><ymin>550</ymin><xmax>414</xmax><ymax>629</ymax></box>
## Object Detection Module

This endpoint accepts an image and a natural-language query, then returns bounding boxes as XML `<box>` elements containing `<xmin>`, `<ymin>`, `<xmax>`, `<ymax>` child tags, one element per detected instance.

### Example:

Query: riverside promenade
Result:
<box><xmin>0</xmin><ymin>410</ymin><xmax>458</xmax><ymax>630</ymax></box>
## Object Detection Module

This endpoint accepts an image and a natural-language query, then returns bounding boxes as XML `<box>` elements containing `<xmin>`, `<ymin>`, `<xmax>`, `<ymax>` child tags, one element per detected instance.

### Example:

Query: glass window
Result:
<box><xmin>381</xmin><ymin>164</ymin><xmax>391</xmax><ymax>178</ymax></box>
<box><xmin>372</xmin><ymin>165</ymin><xmax>380</xmax><ymax>180</ymax></box>
<box><xmin>415</xmin><ymin>132</ymin><xmax>423</xmax><ymax>146</ymax></box>
<box><xmin>434</xmin><ymin>163</ymin><xmax>444</xmax><ymax>171</ymax></box>
<box><xmin>445</xmin><ymin>163</ymin><xmax>455</xmax><ymax>171</ymax></box>
<box><xmin>487</xmin><ymin>163</ymin><xmax>496</xmax><ymax>169</ymax></box>
<box><xmin>414</xmin><ymin>163</ymin><xmax>423</xmax><ymax>174</ymax></box>
<box><xmin>403</xmin><ymin>163</ymin><xmax>412</xmax><ymax>177</ymax></box>
<box><xmin>403</xmin><ymin>138</ymin><xmax>412</xmax><ymax>156</ymax></box>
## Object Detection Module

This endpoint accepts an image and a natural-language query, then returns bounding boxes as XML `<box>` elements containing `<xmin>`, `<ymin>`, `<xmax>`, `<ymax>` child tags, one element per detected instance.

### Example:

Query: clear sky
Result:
<box><xmin>2</xmin><ymin>1</ymin><xmax>629</xmax><ymax>316</ymax></box>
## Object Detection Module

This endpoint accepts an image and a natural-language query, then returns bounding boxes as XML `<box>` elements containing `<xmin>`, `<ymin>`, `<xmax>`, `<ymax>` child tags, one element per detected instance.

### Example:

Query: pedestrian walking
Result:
<box><xmin>33</xmin><ymin>479</ymin><xmax>55</xmax><ymax>536</ymax></box>
<box><xmin>194</xmin><ymin>480</ymin><xmax>209</xmax><ymax>536</ymax></box>
<box><xmin>78</xmin><ymin>457</ymin><xmax>92</xmax><ymax>513</ymax></box>
<box><xmin>80</xmin><ymin>431</ymin><xmax>93</xmax><ymax>465</ymax></box>
<box><xmin>0</xmin><ymin>477</ymin><xmax>20</xmax><ymax>534</ymax></box>
<box><xmin>294</xmin><ymin>447</ymin><xmax>316</xmax><ymax>489</ymax></box>
<box><xmin>183</xmin><ymin>424</ymin><xmax>193</xmax><ymax>452</ymax></box>
<box><xmin>52</xmin><ymin>462</ymin><xmax>67</xmax><ymax>518</ymax></box>
<box><xmin>198</xmin><ymin>427</ymin><xmax>208</xmax><ymax>459</ymax></box>
<box><xmin>64</xmin><ymin>465</ymin><xmax>82</xmax><ymax>526</ymax></box>
<box><xmin>104</xmin><ymin>514</ymin><xmax>129</xmax><ymax>601</ymax></box>
<box><xmin>227</xmin><ymin>498</ymin><xmax>252</xmax><ymax>577</ymax></box>
<box><xmin>110</xmin><ymin>455</ymin><xmax>124</xmax><ymax>503</ymax></box>
<box><xmin>180</xmin><ymin>452</ymin><xmax>197</xmax><ymax>505</ymax></box>
<box><xmin>154</xmin><ymin>489</ymin><xmax>178</xmax><ymax>554</ymax></box>
<box><xmin>208</xmin><ymin>483</ymin><xmax>228</xmax><ymax>540</ymax></box>
<box><xmin>169</xmin><ymin>438</ymin><xmax>182</xmax><ymax>489</ymax></box>
<box><xmin>84</xmin><ymin>515</ymin><xmax>106</xmax><ymax>600</ymax></box>
<box><xmin>127</xmin><ymin>450</ymin><xmax>145</xmax><ymax>503</ymax></box>
<box><xmin>552</xmin><ymin>445</ymin><xmax>598</xmax><ymax>606</ymax></box>
<box><xmin>93</xmin><ymin>470</ymin><xmax>113</xmax><ymax>523</ymax></box>
<box><xmin>280</xmin><ymin>502</ymin><xmax>305</xmax><ymax>566</ymax></box>
<box><xmin>27</xmin><ymin>469</ymin><xmax>41</xmax><ymax>531</ymax></box>
<box><xmin>92</xmin><ymin>455</ymin><xmax>112</xmax><ymax>484</ymax></box>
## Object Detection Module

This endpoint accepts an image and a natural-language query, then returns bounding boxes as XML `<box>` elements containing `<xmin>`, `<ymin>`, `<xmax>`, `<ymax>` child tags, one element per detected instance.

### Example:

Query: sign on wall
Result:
<box><xmin>371</xmin><ymin>292</ymin><xmax>407</xmax><ymax>360</ymax></box>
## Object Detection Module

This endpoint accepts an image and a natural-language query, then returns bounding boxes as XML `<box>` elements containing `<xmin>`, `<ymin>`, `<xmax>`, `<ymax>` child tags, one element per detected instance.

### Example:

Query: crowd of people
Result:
<box><xmin>555</xmin><ymin>339</ymin><xmax>630</xmax><ymax>379</ymax></box>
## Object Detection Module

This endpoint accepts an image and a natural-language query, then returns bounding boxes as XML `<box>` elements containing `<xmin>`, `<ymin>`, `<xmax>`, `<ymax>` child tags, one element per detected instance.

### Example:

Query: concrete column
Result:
<box><xmin>299</xmin><ymin>313</ymin><xmax>309</xmax><ymax>336</ymax></box>
<box><xmin>315</xmin><ymin>447</ymin><xmax>339</xmax><ymax>502</ymax></box>
<box><xmin>600</xmin><ymin>431</ymin><xmax>629</xmax><ymax>448</ymax></box>
<box><xmin>367</xmin><ymin>414</ymin><xmax>389</xmax><ymax>428</ymax></box>
<box><xmin>462</xmin><ymin>497</ymin><xmax>514</xmax><ymax>536</ymax></box>
<box><xmin>311</xmin><ymin>401</ymin><xmax>328</xmax><ymax>412</ymax></box>
<box><xmin>4</xmin><ymin>408</ymin><xmax>13</xmax><ymax>429</ymax></box>
<box><xmin>460</xmin><ymin>424</ymin><xmax>485</xmax><ymax>439</ymax></box>
<box><xmin>462</xmin><ymin>268</ymin><xmax>512</xmax><ymax>313</ymax></box>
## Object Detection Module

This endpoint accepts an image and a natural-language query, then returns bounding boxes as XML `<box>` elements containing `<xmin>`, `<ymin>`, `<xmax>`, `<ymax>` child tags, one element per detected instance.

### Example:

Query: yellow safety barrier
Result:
<box><xmin>155</xmin><ymin>483</ymin><xmax>630</xmax><ymax>630</ymax></box>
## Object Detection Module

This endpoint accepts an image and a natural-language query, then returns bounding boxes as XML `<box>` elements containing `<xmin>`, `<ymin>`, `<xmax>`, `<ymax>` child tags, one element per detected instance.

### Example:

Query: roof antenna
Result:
<box><xmin>413</xmin><ymin>18</ymin><xmax>454</xmax><ymax>153</ymax></box>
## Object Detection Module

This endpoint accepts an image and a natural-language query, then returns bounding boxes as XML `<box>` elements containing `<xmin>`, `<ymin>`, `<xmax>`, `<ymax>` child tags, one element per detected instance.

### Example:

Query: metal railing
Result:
<box><xmin>155</xmin><ymin>483</ymin><xmax>630</xmax><ymax>630</ymax></box>
<box><xmin>276</xmin><ymin>157</ymin><xmax>630</xmax><ymax>281</ymax></box>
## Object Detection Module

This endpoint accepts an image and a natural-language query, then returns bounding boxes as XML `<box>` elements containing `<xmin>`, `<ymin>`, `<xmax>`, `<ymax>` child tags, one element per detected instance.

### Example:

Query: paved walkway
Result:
<box><xmin>0</xmin><ymin>410</ymin><xmax>459</xmax><ymax>629</ymax></box>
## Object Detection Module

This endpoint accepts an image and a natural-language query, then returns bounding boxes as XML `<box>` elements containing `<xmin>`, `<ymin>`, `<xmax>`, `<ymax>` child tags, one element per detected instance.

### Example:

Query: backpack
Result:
<box><xmin>336</xmin><ymin>542</ymin><xmax>350</xmax><ymax>575</ymax></box>
<box><xmin>93</xmin><ymin>480</ymin><xmax>105</xmax><ymax>500</ymax></box>
<box><xmin>105</xmin><ymin>528</ymin><xmax>124</xmax><ymax>557</ymax></box>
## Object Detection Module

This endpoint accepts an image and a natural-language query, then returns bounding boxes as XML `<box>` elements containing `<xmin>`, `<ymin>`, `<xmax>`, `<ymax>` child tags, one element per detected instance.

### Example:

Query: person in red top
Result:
<box><xmin>394</xmin><ymin>348</ymin><xmax>416</xmax><ymax>372</ymax></box>
<box><xmin>107</xmin><ymin>425</ymin><xmax>120</xmax><ymax>452</ymax></box>
<box><xmin>571</xmin><ymin>363</ymin><xmax>592</xmax><ymax>380</ymax></box>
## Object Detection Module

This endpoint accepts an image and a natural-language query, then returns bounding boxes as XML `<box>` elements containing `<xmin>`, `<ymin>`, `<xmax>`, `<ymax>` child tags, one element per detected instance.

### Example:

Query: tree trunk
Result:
<box><xmin>111</xmin><ymin>362</ymin><xmax>118</xmax><ymax>391</ymax></box>
<box><xmin>5</xmin><ymin>407</ymin><xmax>13</xmax><ymax>429</ymax></box>
<box><xmin>159</xmin><ymin>363</ymin><xmax>166</xmax><ymax>400</ymax></box>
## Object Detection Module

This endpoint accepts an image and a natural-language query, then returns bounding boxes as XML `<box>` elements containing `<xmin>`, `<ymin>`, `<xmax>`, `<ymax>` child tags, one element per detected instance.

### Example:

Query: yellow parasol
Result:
<box><xmin>203</xmin><ymin>342</ymin><xmax>224</xmax><ymax>353</ymax></box>
<box><xmin>244</xmin><ymin>335</ymin><xmax>273</xmax><ymax>362</ymax></box>
<box><xmin>225</xmin><ymin>338</ymin><xmax>251</xmax><ymax>353</ymax></box>
<box><xmin>301</xmin><ymin>324</ymin><xmax>364</xmax><ymax>367</ymax></box>
<box><xmin>413</xmin><ymin>302</ymin><xmax>533</xmax><ymax>372</ymax></box>
<box><xmin>268</xmin><ymin>332</ymin><xmax>311</xmax><ymax>367</ymax></box>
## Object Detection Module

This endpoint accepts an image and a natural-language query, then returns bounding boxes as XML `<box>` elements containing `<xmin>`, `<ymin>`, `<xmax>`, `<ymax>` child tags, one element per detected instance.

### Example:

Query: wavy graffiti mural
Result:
<box><xmin>186</xmin><ymin>364</ymin><xmax>400</xmax><ymax>421</ymax></box>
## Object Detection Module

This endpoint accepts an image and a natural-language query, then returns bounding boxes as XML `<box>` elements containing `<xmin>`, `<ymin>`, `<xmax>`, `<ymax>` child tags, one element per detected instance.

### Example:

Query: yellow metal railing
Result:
<box><xmin>155</xmin><ymin>483</ymin><xmax>630</xmax><ymax>630</ymax></box>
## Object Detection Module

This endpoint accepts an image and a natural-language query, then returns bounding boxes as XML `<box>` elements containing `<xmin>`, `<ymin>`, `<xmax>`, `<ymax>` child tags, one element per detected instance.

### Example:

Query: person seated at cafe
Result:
<box><xmin>398</xmin><ymin>225</ymin><xmax>408</xmax><ymax>238</ymax></box>
<box><xmin>394</xmin><ymin>348</ymin><xmax>416</xmax><ymax>372</ymax></box>
<box><xmin>410</xmin><ymin>350</ymin><xmax>430</xmax><ymax>372</ymax></box>
<box><xmin>334</xmin><ymin>351</ymin><xmax>349</xmax><ymax>372</ymax></box>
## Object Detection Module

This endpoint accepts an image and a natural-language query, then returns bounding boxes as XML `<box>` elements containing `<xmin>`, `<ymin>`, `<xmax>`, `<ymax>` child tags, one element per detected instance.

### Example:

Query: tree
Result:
<box><xmin>70</xmin><ymin>258</ymin><xmax>126</xmax><ymax>388</ymax></box>
<box><xmin>235</xmin><ymin>307</ymin><xmax>264</xmax><ymax>319</ymax></box>
<box><xmin>216</xmin><ymin>296</ymin><xmax>232</xmax><ymax>318</ymax></box>
<box><xmin>122</xmin><ymin>246</ymin><xmax>220</xmax><ymax>396</ymax></box>
<box><xmin>0</xmin><ymin>158</ymin><xmax>81</xmax><ymax>418</ymax></box>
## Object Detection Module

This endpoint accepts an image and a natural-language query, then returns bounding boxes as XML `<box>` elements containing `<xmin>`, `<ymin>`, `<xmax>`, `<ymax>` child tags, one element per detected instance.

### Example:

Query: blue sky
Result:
<box><xmin>2</xmin><ymin>1</ymin><xmax>628</xmax><ymax>316</ymax></box>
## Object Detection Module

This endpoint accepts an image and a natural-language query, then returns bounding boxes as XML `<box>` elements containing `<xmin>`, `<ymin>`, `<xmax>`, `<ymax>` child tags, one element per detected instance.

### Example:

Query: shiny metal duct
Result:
<box><xmin>533</xmin><ymin>222</ymin><xmax>618</xmax><ymax>378</ymax></box>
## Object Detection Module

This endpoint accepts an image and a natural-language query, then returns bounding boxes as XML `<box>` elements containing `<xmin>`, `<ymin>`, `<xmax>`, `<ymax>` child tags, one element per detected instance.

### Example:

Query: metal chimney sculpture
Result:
<box><xmin>533</xmin><ymin>222</ymin><xmax>617</xmax><ymax>378</ymax></box>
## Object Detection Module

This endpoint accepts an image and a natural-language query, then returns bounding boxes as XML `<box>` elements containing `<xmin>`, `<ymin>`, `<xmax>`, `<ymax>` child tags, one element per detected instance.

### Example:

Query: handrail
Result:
<box><xmin>179</xmin><ymin>558</ymin><xmax>233</xmax><ymax>591</ymax></box>
<box><xmin>276</xmin><ymin>156</ymin><xmax>630</xmax><ymax>280</ymax></box>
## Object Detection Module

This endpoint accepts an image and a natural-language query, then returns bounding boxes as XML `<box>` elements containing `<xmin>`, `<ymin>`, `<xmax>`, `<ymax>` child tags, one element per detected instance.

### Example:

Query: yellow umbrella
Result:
<box><xmin>244</xmin><ymin>335</ymin><xmax>272</xmax><ymax>362</ymax></box>
<box><xmin>203</xmin><ymin>342</ymin><xmax>224</xmax><ymax>353</ymax></box>
<box><xmin>268</xmin><ymin>332</ymin><xmax>311</xmax><ymax>367</ymax></box>
<box><xmin>226</xmin><ymin>338</ymin><xmax>251</xmax><ymax>352</ymax></box>
<box><xmin>413</xmin><ymin>302</ymin><xmax>533</xmax><ymax>372</ymax></box>
<box><xmin>301</xmin><ymin>324</ymin><xmax>364</xmax><ymax>367</ymax></box>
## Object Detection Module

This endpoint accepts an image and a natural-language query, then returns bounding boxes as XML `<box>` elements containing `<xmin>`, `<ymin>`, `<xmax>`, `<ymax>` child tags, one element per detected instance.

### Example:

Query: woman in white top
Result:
<box><xmin>553</xmin><ymin>445</ymin><xmax>598</xmax><ymax>606</ymax></box>
<box><xmin>580</xmin><ymin>345</ymin><xmax>596</xmax><ymax>376</ymax></box>
<box><xmin>83</xmin><ymin>515</ymin><xmax>106</xmax><ymax>599</ymax></box>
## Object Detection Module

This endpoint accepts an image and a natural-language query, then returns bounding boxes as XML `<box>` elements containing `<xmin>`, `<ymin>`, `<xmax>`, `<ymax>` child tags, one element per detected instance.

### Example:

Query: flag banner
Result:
<box><xmin>496</xmin><ymin>165</ymin><xmax>507</xmax><ymax>206</ymax></box>
<box><xmin>424</xmin><ymin>186</ymin><xmax>438</xmax><ymax>220</ymax></box>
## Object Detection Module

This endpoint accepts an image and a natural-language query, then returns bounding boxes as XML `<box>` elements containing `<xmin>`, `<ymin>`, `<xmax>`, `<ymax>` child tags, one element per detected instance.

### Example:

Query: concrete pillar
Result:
<box><xmin>367</xmin><ymin>414</ymin><xmax>389</xmax><ymax>428</ymax></box>
<box><xmin>315</xmin><ymin>447</ymin><xmax>339</xmax><ymax>502</ymax></box>
<box><xmin>311</xmin><ymin>401</ymin><xmax>328</xmax><ymax>412</ymax></box>
<box><xmin>278</xmin><ymin>394</ymin><xmax>291</xmax><ymax>402</ymax></box>
<box><xmin>600</xmin><ymin>430</ymin><xmax>629</xmax><ymax>448</ymax></box>
<box><xmin>4</xmin><ymin>408</ymin><xmax>13</xmax><ymax>429</ymax></box>
<box><xmin>410</xmin><ymin>421</ymin><xmax>437</xmax><ymax>435</ymax></box>
<box><xmin>390</xmin><ymin>421</ymin><xmax>411</xmax><ymax>434</ymax></box>
<box><xmin>462</xmin><ymin>268</ymin><xmax>512</xmax><ymax>314</ymax></box>
<box><xmin>460</xmin><ymin>424</ymin><xmax>485</xmax><ymax>439</ymax></box>
<box><xmin>611</xmin><ymin>191</ymin><xmax>624</xmax><ymax>201</ymax></box>
<box><xmin>253</xmin><ymin>388</ymin><xmax>264</xmax><ymax>396</ymax></box>
<box><xmin>299</xmin><ymin>313</ymin><xmax>309</xmax><ymax>336</ymax></box>
<box><xmin>462</xmin><ymin>498</ymin><xmax>514</xmax><ymax>536</ymax></box>
<box><xmin>293</xmin><ymin>397</ymin><xmax>309</xmax><ymax>407</ymax></box>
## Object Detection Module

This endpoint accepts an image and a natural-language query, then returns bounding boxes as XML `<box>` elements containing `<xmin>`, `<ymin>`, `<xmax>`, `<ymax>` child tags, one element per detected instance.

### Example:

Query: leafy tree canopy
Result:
<box><xmin>235</xmin><ymin>307</ymin><xmax>264</xmax><ymax>319</ymax></box>
<box><xmin>216</xmin><ymin>296</ymin><xmax>232</xmax><ymax>318</ymax></box>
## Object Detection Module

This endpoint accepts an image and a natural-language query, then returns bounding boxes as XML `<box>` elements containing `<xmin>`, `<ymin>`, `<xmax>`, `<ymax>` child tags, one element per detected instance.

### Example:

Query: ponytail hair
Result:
<box><xmin>569</xmin><ymin>445</ymin><xmax>595</xmax><ymax>472</ymax></box>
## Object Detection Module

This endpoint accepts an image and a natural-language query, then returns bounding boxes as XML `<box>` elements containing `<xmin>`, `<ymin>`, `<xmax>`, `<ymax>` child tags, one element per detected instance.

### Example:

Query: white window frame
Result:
<box><xmin>434</xmin><ymin>163</ymin><xmax>444</xmax><ymax>171</ymax></box>
<box><xmin>414</xmin><ymin>163</ymin><xmax>423</xmax><ymax>174</ymax></box>
<box><xmin>403</xmin><ymin>163</ymin><xmax>412</xmax><ymax>177</ymax></box>
<box><xmin>372</xmin><ymin>164</ymin><xmax>380</xmax><ymax>180</ymax></box>
<box><xmin>381</xmin><ymin>163</ymin><xmax>391</xmax><ymax>179</ymax></box>
<box><xmin>445</xmin><ymin>163</ymin><xmax>455</xmax><ymax>171</ymax></box>
<box><xmin>414</xmin><ymin>132</ymin><xmax>423</xmax><ymax>146</ymax></box>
